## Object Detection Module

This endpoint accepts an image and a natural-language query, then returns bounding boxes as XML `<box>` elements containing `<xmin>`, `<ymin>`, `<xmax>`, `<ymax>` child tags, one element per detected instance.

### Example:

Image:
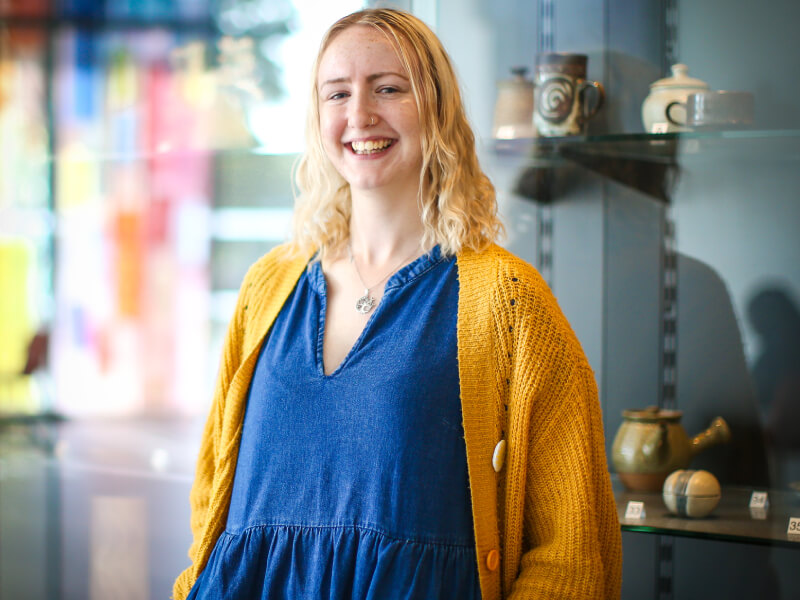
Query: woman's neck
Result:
<box><xmin>348</xmin><ymin>187</ymin><xmax>425</xmax><ymax>264</ymax></box>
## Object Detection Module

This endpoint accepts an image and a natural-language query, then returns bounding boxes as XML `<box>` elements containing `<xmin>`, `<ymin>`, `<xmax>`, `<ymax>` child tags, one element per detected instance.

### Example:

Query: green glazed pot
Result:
<box><xmin>612</xmin><ymin>406</ymin><xmax>731</xmax><ymax>492</ymax></box>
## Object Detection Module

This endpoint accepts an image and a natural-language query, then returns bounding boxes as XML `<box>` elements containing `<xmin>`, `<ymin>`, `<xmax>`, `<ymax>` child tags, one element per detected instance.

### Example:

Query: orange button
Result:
<box><xmin>486</xmin><ymin>549</ymin><xmax>500</xmax><ymax>571</ymax></box>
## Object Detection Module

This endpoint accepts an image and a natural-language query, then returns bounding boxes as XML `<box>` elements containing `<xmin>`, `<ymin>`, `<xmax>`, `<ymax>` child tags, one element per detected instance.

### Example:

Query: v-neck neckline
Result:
<box><xmin>308</xmin><ymin>246</ymin><xmax>447</xmax><ymax>377</ymax></box>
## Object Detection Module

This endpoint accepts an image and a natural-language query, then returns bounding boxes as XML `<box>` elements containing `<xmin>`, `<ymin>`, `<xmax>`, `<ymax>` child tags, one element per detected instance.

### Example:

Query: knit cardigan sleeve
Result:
<box><xmin>492</xmin><ymin>254</ymin><xmax>621</xmax><ymax>599</ymax></box>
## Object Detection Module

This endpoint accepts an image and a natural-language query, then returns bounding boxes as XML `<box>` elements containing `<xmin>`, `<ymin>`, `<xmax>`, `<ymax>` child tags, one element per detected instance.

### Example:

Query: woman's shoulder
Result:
<box><xmin>242</xmin><ymin>243</ymin><xmax>314</xmax><ymax>288</ymax></box>
<box><xmin>458</xmin><ymin>244</ymin><xmax>589</xmax><ymax>365</ymax></box>
<box><xmin>456</xmin><ymin>243</ymin><xmax>550</xmax><ymax>297</ymax></box>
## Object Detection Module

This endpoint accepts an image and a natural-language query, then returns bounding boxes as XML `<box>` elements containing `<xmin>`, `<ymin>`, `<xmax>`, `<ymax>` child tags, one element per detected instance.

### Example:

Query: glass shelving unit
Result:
<box><xmin>614</xmin><ymin>480</ymin><xmax>800</xmax><ymax>550</ymax></box>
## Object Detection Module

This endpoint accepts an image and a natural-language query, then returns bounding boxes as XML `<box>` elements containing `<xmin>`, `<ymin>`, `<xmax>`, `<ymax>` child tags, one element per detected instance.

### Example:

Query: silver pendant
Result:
<box><xmin>355</xmin><ymin>289</ymin><xmax>376</xmax><ymax>314</ymax></box>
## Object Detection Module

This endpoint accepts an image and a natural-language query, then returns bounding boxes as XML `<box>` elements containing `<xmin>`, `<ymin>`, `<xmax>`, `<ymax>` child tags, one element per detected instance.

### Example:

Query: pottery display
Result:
<box><xmin>492</xmin><ymin>67</ymin><xmax>536</xmax><ymax>139</ymax></box>
<box><xmin>662</xmin><ymin>469</ymin><xmax>721</xmax><ymax>518</ymax></box>
<box><xmin>641</xmin><ymin>64</ymin><xmax>709</xmax><ymax>133</ymax></box>
<box><xmin>611</xmin><ymin>406</ymin><xmax>731</xmax><ymax>492</ymax></box>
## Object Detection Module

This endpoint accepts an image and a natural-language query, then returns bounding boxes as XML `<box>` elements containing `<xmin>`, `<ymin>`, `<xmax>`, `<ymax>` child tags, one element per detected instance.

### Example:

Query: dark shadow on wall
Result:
<box><xmin>747</xmin><ymin>286</ymin><xmax>800</xmax><ymax>486</ymax></box>
<box><xmin>671</xmin><ymin>256</ymin><xmax>780</xmax><ymax>600</ymax></box>
<box><xmin>677</xmin><ymin>255</ymin><xmax>771</xmax><ymax>487</ymax></box>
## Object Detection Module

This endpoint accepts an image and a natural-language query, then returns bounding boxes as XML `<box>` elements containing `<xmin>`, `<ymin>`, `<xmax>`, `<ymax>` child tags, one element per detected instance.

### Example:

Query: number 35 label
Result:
<box><xmin>788</xmin><ymin>517</ymin><xmax>800</xmax><ymax>535</ymax></box>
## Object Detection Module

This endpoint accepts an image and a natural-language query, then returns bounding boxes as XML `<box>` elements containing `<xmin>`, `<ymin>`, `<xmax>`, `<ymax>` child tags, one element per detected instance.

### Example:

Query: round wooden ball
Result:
<box><xmin>662</xmin><ymin>469</ymin><xmax>721</xmax><ymax>518</ymax></box>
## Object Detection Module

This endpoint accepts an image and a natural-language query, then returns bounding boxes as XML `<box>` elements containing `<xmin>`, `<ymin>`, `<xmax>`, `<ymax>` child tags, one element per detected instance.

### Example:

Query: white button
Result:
<box><xmin>492</xmin><ymin>439</ymin><xmax>507</xmax><ymax>472</ymax></box>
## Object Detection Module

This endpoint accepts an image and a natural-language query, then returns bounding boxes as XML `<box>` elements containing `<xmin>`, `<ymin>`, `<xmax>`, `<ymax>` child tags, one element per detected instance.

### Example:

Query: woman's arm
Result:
<box><xmin>509</xmin><ymin>366</ymin><xmax>622</xmax><ymax>599</ymax></box>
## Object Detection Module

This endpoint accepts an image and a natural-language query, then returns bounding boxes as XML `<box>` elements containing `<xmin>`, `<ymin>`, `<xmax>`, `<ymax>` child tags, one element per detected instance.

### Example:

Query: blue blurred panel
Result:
<box><xmin>73</xmin><ymin>31</ymin><xmax>97</xmax><ymax>120</ymax></box>
<box><xmin>57</xmin><ymin>0</ymin><xmax>104</xmax><ymax>18</ymax></box>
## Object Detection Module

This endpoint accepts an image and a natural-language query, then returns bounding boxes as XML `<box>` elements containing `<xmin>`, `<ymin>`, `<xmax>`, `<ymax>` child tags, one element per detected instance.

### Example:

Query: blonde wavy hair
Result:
<box><xmin>290</xmin><ymin>8</ymin><xmax>503</xmax><ymax>258</ymax></box>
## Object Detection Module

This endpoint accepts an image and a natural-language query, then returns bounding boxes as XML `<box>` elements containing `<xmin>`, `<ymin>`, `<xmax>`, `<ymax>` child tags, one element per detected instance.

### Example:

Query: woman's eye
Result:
<box><xmin>378</xmin><ymin>86</ymin><xmax>399</xmax><ymax>94</ymax></box>
<box><xmin>328</xmin><ymin>92</ymin><xmax>348</xmax><ymax>100</ymax></box>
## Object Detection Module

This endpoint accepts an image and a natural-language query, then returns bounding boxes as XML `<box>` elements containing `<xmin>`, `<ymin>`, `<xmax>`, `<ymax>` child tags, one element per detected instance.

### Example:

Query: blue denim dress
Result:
<box><xmin>188</xmin><ymin>247</ymin><xmax>481</xmax><ymax>599</ymax></box>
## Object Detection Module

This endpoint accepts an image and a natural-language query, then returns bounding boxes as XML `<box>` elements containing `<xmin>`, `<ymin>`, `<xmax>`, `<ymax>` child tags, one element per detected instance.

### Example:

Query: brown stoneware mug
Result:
<box><xmin>533</xmin><ymin>53</ymin><xmax>604</xmax><ymax>137</ymax></box>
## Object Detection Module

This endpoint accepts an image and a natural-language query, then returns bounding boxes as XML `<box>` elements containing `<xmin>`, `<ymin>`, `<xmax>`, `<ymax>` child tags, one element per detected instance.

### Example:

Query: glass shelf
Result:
<box><xmin>494</xmin><ymin>129</ymin><xmax>800</xmax><ymax>159</ymax></box>
<box><xmin>614</xmin><ymin>479</ymin><xmax>800</xmax><ymax>549</ymax></box>
<box><xmin>495</xmin><ymin>129</ymin><xmax>800</xmax><ymax>203</ymax></box>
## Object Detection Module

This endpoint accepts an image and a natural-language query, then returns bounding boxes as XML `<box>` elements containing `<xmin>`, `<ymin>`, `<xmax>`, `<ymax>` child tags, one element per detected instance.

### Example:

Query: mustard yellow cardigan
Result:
<box><xmin>174</xmin><ymin>243</ymin><xmax>622</xmax><ymax>599</ymax></box>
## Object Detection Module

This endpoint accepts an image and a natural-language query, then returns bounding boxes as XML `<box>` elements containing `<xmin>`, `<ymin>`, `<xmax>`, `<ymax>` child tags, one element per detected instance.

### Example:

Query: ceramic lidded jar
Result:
<box><xmin>642</xmin><ymin>64</ymin><xmax>709</xmax><ymax>133</ymax></box>
<box><xmin>662</xmin><ymin>469</ymin><xmax>722</xmax><ymax>518</ymax></box>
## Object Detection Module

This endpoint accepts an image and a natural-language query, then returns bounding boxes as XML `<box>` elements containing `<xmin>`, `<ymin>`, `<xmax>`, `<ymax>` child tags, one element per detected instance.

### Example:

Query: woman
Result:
<box><xmin>174</xmin><ymin>8</ymin><xmax>621</xmax><ymax>600</ymax></box>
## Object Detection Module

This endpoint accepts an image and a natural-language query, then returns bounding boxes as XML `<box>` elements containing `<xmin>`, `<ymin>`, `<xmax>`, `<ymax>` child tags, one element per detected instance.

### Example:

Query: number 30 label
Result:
<box><xmin>788</xmin><ymin>517</ymin><xmax>800</xmax><ymax>535</ymax></box>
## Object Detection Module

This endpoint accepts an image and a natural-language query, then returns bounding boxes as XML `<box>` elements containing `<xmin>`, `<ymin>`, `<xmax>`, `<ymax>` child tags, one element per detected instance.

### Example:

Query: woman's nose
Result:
<box><xmin>347</xmin><ymin>93</ymin><xmax>374</xmax><ymax>129</ymax></box>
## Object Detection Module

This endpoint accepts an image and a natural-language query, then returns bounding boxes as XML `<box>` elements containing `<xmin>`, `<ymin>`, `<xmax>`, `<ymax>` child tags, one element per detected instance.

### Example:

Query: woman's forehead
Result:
<box><xmin>318</xmin><ymin>25</ymin><xmax>408</xmax><ymax>82</ymax></box>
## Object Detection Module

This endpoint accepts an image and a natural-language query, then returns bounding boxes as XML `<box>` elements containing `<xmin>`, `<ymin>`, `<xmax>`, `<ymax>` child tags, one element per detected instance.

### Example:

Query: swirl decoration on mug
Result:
<box><xmin>537</xmin><ymin>76</ymin><xmax>575</xmax><ymax>124</ymax></box>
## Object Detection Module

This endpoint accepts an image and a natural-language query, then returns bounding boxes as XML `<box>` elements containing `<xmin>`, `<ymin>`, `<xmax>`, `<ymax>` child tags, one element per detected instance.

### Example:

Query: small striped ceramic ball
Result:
<box><xmin>662</xmin><ymin>469</ymin><xmax>721</xmax><ymax>518</ymax></box>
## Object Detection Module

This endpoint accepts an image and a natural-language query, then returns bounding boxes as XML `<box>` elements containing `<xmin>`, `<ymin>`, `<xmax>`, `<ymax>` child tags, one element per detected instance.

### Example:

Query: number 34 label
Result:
<box><xmin>750</xmin><ymin>491</ymin><xmax>769</xmax><ymax>509</ymax></box>
<box><xmin>788</xmin><ymin>517</ymin><xmax>800</xmax><ymax>535</ymax></box>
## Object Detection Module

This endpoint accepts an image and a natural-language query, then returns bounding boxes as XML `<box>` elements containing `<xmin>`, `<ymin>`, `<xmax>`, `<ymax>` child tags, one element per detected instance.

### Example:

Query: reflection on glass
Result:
<box><xmin>90</xmin><ymin>496</ymin><xmax>149</xmax><ymax>600</ymax></box>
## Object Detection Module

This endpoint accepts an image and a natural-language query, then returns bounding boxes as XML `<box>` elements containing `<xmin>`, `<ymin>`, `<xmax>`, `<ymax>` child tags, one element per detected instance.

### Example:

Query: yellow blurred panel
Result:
<box><xmin>0</xmin><ymin>238</ymin><xmax>35</xmax><ymax>375</ymax></box>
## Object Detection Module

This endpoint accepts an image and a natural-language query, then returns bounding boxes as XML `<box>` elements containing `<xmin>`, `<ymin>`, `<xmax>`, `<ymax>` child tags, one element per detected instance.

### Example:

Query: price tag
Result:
<box><xmin>788</xmin><ymin>517</ymin><xmax>800</xmax><ymax>536</ymax></box>
<box><xmin>625</xmin><ymin>501</ymin><xmax>646</xmax><ymax>520</ymax></box>
<box><xmin>651</xmin><ymin>122</ymin><xmax>669</xmax><ymax>134</ymax></box>
<box><xmin>750</xmin><ymin>507</ymin><xmax>768</xmax><ymax>521</ymax></box>
<box><xmin>750</xmin><ymin>491</ymin><xmax>769</xmax><ymax>509</ymax></box>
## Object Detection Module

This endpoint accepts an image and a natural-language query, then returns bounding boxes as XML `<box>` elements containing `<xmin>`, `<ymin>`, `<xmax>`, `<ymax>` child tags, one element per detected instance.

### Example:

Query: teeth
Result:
<box><xmin>351</xmin><ymin>139</ymin><xmax>392</xmax><ymax>154</ymax></box>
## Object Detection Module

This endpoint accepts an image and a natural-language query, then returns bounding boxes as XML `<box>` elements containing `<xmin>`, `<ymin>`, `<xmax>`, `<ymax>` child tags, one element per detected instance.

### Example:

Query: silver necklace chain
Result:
<box><xmin>348</xmin><ymin>244</ymin><xmax>420</xmax><ymax>314</ymax></box>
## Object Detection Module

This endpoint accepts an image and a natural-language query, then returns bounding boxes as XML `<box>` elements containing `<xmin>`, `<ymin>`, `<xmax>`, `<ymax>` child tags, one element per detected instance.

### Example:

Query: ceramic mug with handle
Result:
<box><xmin>533</xmin><ymin>53</ymin><xmax>604</xmax><ymax>137</ymax></box>
<box><xmin>667</xmin><ymin>90</ymin><xmax>754</xmax><ymax>130</ymax></box>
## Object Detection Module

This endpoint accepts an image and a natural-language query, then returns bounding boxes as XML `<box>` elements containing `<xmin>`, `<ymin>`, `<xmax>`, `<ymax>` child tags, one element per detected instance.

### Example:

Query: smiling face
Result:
<box><xmin>316</xmin><ymin>25</ymin><xmax>423</xmax><ymax>198</ymax></box>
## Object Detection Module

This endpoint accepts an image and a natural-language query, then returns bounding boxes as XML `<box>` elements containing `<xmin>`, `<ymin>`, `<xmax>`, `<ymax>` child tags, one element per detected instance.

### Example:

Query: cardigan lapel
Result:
<box><xmin>456</xmin><ymin>247</ymin><xmax>502</xmax><ymax>600</ymax></box>
<box><xmin>219</xmin><ymin>248</ymin><xmax>314</xmax><ymax>458</ymax></box>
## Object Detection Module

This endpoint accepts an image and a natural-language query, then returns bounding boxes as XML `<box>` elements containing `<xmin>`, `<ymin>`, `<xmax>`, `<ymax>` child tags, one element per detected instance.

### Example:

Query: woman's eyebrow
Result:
<box><xmin>320</xmin><ymin>71</ymin><xmax>409</xmax><ymax>88</ymax></box>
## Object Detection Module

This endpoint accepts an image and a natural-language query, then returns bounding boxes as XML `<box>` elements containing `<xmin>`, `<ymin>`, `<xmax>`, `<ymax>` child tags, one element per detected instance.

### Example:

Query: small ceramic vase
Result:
<box><xmin>493</xmin><ymin>67</ymin><xmax>536</xmax><ymax>139</ymax></box>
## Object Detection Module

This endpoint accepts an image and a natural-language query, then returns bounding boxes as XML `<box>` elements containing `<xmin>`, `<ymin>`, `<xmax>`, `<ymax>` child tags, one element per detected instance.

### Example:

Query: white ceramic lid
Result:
<box><xmin>650</xmin><ymin>64</ymin><xmax>709</xmax><ymax>90</ymax></box>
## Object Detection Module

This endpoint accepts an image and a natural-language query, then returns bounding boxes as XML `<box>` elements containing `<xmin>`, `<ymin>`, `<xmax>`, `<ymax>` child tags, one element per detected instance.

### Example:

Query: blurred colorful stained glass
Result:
<box><xmin>1</xmin><ymin>0</ymin><xmax>363</xmax><ymax>417</ymax></box>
